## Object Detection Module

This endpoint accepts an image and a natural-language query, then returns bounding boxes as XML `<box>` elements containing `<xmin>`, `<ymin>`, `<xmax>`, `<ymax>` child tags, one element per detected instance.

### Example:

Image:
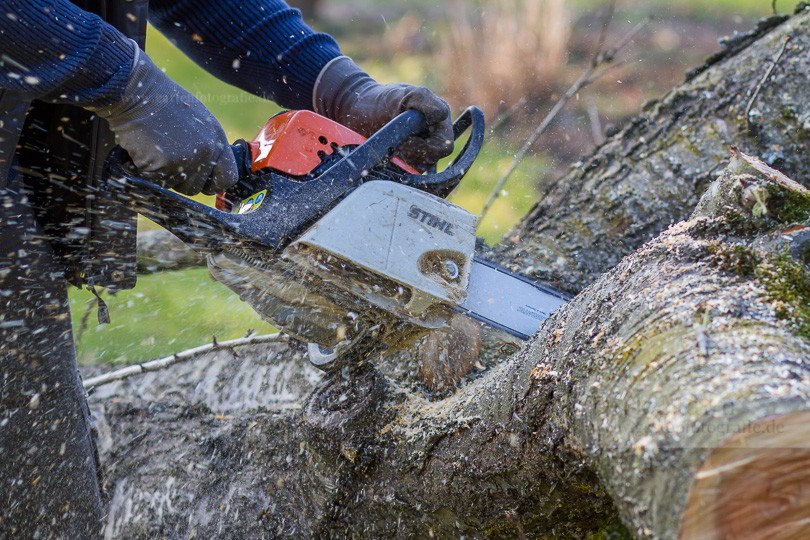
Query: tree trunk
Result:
<box><xmin>495</xmin><ymin>10</ymin><xmax>810</xmax><ymax>294</ymax></box>
<box><xmin>86</xmin><ymin>9</ymin><xmax>810</xmax><ymax>539</ymax></box>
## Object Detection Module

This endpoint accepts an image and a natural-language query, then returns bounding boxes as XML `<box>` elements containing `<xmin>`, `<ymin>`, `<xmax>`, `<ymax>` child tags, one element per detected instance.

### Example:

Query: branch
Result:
<box><xmin>486</xmin><ymin>96</ymin><xmax>528</xmax><ymax>139</ymax></box>
<box><xmin>745</xmin><ymin>34</ymin><xmax>791</xmax><ymax>130</ymax></box>
<box><xmin>83</xmin><ymin>333</ymin><xmax>284</xmax><ymax>390</ymax></box>
<box><xmin>75</xmin><ymin>296</ymin><xmax>98</xmax><ymax>344</ymax></box>
<box><xmin>592</xmin><ymin>0</ymin><xmax>616</xmax><ymax>65</ymax></box>
<box><xmin>478</xmin><ymin>5</ymin><xmax>649</xmax><ymax>223</ymax></box>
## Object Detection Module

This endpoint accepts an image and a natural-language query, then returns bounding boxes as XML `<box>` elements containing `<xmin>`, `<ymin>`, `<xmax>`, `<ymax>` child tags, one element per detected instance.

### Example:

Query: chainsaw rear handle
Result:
<box><xmin>227</xmin><ymin>106</ymin><xmax>485</xmax><ymax>202</ymax></box>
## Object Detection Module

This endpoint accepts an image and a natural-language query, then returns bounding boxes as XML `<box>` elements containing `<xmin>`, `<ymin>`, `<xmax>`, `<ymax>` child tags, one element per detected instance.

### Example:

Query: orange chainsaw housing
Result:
<box><xmin>216</xmin><ymin>111</ymin><xmax>418</xmax><ymax>210</ymax></box>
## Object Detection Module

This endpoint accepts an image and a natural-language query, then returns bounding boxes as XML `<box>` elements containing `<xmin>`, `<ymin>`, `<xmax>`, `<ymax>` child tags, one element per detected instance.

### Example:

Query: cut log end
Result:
<box><xmin>681</xmin><ymin>411</ymin><xmax>810</xmax><ymax>540</ymax></box>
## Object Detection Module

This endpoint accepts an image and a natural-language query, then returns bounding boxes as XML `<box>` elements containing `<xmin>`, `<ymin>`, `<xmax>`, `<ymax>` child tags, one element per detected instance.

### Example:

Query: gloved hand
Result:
<box><xmin>87</xmin><ymin>45</ymin><xmax>238</xmax><ymax>195</ymax></box>
<box><xmin>313</xmin><ymin>56</ymin><xmax>454</xmax><ymax>172</ymax></box>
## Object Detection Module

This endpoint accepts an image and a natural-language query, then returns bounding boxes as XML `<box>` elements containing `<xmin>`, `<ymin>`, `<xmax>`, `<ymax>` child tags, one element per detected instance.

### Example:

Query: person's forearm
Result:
<box><xmin>149</xmin><ymin>0</ymin><xmax>341</xmax><ymax>110</ymax></box>
<box><xmin>0</xmin><ymin>0</ymin><xmax>134</xmax><ymax>105</ymax></box>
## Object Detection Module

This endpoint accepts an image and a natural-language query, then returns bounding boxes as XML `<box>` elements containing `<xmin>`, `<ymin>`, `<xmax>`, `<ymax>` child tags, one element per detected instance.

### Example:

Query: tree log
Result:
<box><xmin>86</xmin><ymin>9</ymin><xmax>810</xmax><ymax>539</ymax></box>
<box><xmin>495</xmin><ymin>10</ymin><xmax>810</xmax><ymax>294</ymax></box>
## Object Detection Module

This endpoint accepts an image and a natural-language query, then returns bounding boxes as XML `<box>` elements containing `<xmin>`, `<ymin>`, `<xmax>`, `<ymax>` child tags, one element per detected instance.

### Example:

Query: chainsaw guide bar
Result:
<box><xmin>105</xmin><ymin>107</ymin><xmax>569</xmax><ymax>369</ymax></box>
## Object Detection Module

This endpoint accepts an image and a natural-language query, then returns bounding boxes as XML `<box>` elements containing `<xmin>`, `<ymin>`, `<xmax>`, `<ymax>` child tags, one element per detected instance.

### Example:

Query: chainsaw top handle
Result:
<box><xmin>328</xmin><ymin>105</ymin><xmax>485</xmax><ymax>198</ymax></box>
<box><xmin>227</xmin><ymin>106</ymin><xmax>485</xmax><ymax>202</ymax></box>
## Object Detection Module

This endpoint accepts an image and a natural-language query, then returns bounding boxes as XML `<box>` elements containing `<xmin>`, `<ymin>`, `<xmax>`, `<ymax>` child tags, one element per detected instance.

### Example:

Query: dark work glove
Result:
<box><xmin>87</xmin><ymin>45</ymin><xmax>238</xmax><ymax>195</ymax></box>
<box><xmin>313</xmin><ymin>56</ymin><xmax>454</xmax><ymax>172</ymax></box>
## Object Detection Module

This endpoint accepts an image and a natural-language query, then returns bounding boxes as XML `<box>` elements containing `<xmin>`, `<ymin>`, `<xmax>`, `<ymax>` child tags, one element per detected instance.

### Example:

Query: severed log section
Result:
<box><xmin>674</xmin><ymin>150</ymin><xmax>810</xmax><ymax>539</ymax></box>
<box><xmin>681</xmin><ymin>412</ymin><xmax>810</xmax><ymax>539</ymax></box>
<box><xmin>88</xmin><ymin>9</ymin><xmax>810</xmax><ymax>539</ymax></box>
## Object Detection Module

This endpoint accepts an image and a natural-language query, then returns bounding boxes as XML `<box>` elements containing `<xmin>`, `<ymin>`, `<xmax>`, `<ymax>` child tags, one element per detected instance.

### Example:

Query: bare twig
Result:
<box><xmin>586</xmin><ymin>57</ymin><xmax>632</xmax><ymax>83</ymax></box>
<box><xmin>745</xmin><ymin>35</ymin><xmax>791</xmax><ymax>130</ymax></box>
<box><xmin>83</xmin><ymin>333</ymin><xmax>284</xmax><ymax>390</ymax></box>
<box><xmin>592</xmin><ymin>1</ymin><xmax>616</xmax><ymax>64</ymax></box>
<box><xmin>478</xmin><ymin>5</ymin><xmax>649</xmax><ymax>223</ymax></box>
<box><xmin>487</xmin><ymin>96</ymin><xmax>528</xmax><ymax>139</ymax></box>
<box><xmin>606</xmin><ymin>18</ymin><xmax>648</xmax><ymax>58</ymax></box>
<box><xmin>587</xmin><ymin>99</ymin><xmax>605</xmax><ymax>146</ymax></box>
<box><xmin>75</xmin><ymin>296</ymin><xmax>98</xmax><ymax>344</ymax></box>
<box><xmin>478</xmin><ymin>86</ymin><xmax>576</xmax><ymax>222</ymax></box>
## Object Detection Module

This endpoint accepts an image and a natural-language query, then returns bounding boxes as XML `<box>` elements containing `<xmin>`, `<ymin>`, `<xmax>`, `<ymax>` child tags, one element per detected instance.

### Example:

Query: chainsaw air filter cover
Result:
<box><xmin>248</xmin><ymin>110</ymin><xmax>418</xmax><ymax>177</ymax></box>
<box><xmin>292</xmin><ymin>181</ymin><xmax>476</xmax><ymax>317</ymax></box>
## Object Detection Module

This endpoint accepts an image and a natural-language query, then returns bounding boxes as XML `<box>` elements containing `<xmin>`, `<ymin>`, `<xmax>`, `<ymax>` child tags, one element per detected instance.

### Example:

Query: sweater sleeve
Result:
<box><xmin>0</xmin><ymin>0</ymin><xmax>134</xmax><ymax>105</ymax></box>
<box><xmin>148</xmin><ymin>0</ymin><xmax>341</xmax><ymax>110</ymax></box>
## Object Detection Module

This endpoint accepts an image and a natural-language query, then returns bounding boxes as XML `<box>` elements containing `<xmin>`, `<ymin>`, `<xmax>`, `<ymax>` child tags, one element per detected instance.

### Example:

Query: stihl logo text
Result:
<box><xmin>408</xmin><ymin>205</ymin><xmax>454</xmax><ymax>235</ymax></box>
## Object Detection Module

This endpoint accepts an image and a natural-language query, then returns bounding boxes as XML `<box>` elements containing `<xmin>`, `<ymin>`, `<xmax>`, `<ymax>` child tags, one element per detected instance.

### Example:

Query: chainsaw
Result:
<box><xmin>104</xmin><ymin>106</ymin><xmax>568</xmax><ymax>369</ymax></box>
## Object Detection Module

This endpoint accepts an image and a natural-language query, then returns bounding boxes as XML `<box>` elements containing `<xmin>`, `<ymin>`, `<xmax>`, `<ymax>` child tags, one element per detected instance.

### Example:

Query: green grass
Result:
<box><xmin>573</xmin><ymin>0</ymin><xmax>800</xmax><ymax>15</ymax></box>
<box><xmin>671</xmin><ymin>0</ymin><xmax>800</xmax><ymax>15</ymax></box>
<box><xmin>70</xmin><ymin>268</ymin><xmax>276</xmax><ymax>365</ymax></box>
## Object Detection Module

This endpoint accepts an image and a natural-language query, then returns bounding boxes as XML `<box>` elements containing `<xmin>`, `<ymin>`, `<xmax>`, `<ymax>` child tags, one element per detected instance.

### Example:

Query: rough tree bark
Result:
<box><xmin>86</xmin><ymin>9</ymin><xmax>810</xmax><ymax>539</ymax></box>
<box><xmin>496</xmin><ymin>10</ymin><xmax>810</xmax><ymax>294</ymax></box>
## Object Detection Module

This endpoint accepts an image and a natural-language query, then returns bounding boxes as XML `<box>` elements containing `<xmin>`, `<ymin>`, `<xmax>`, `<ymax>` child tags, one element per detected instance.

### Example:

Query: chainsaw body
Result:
<box><xmin>109</xmin><ymin>107</ymin><xmax>494</xmax><ymax>364</ymax></box>
<box><xmin>214</xmin><ymin>110</ymin><xmax>479</xmax><ymax>323</ymax></box>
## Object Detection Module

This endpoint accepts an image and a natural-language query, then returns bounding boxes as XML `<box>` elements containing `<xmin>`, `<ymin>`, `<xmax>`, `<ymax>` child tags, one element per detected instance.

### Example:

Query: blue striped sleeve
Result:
<box><xmin>148</xmin><ymin>0</ymin><xmax>342</xmax><ymax>110</ymax></box>
<box><xmin>0</xmin><ymin>0</ymin><xmax>134</xmax><ymax>105</ymax></box>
